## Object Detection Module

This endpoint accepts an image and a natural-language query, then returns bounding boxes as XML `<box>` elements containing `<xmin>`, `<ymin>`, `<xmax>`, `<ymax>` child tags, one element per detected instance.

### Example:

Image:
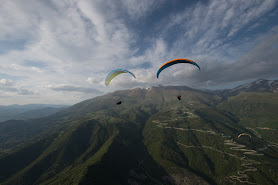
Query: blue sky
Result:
<box><xmin>0</xmin><ymin>0</ymin><xmax>278</xmax><ymax>105</ymax></box>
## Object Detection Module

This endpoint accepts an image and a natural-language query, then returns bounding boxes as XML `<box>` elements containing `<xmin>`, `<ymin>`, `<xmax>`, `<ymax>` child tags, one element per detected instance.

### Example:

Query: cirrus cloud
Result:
<box><xmin>0</xmin><ymin>0</ymin><xmax>277</xmax><ymax>105</ymax></box>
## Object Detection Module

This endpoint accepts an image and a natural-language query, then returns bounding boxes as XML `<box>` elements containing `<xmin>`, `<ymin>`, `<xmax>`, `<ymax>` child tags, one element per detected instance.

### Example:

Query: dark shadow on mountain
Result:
<box><xmin>80</xmin><ymin>118</ymin><xmax>178</xmax><ymax>185</ymax></box>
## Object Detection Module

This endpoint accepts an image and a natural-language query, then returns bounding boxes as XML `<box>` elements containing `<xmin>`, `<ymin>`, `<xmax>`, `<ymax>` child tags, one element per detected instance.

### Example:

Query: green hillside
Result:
<box><xmin>0</xmin><ymin>82</ymin><xmax>277</xmax><ymax>185</ymax></box>
<box><xmin>217</xmin><ymin>92</ymin><xmax>278</xmax><ymax>144</ymax></box>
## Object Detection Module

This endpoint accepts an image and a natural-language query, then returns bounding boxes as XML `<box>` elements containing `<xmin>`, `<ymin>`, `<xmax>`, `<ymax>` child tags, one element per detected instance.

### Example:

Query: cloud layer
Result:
<box><xmin>0</xmin><ymin>0</ymin><xmax>277</xmax><ymax>105</ymax></box>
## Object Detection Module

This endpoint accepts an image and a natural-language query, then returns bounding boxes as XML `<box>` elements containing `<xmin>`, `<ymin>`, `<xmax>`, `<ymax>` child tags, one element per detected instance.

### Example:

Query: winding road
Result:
<box><xmin>151</xmin><ymin>112</ymin><xmax>277</xmax><ymax>185</ymax></box>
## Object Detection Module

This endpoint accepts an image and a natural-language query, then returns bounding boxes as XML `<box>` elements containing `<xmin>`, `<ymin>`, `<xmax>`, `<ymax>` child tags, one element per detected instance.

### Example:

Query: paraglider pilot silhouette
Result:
<box><xmin>105</xmin><ymin>69</ymin><xmax>136</xmax><ymax>105</ymax></box>
<box><xmin>157</xmin><ymin>59</ymin><xmax>200</xmax><ymax>100</ymax></box>
<box><xmin>105</xmin><ymin>59</ymin><xmax>200</xmax><ymax>105</ymax></box>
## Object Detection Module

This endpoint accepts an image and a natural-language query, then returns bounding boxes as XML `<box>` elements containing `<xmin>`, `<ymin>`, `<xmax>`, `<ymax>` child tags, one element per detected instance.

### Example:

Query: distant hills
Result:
<box><xmin>0</xmin><ymin>79</ymin><xmax>277</xmax><ymax>185</ymax></box>
<box><xmin>0</xmin><ymin>104</ymin><xmax>69</xmax><ymax>122</ymax></box>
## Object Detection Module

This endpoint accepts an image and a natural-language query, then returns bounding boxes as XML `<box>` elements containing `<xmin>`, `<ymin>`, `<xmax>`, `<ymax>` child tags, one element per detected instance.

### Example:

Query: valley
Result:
<box><xmin>0</xmin><ymin>79</ymin><xmax>277</xmax><ymax>184</ymax></box>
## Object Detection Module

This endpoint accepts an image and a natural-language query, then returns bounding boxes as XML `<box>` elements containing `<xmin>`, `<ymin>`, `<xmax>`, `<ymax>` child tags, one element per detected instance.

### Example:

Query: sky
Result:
<box><xmin>0</xmin><ymin>0</ymin><xmax>278</xmax><ymax>105</ymax></box>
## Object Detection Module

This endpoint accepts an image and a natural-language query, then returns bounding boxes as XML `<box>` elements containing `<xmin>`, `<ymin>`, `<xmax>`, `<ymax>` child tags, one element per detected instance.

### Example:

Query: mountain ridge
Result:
<box><xmin>0</xmin><ymin>79</ymin><xmax>277</xmax><ymax>185</ymax></box>
<box><xmin>212</xmin><ymin>79</ymin><xmax>278</xmax><ymax>97</ymax></box>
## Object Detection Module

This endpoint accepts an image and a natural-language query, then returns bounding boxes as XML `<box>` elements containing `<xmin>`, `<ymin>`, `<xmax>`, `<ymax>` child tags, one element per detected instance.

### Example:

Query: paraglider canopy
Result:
<box><xmin>105</xmin><ymin>69</ymin><xmax>136</xmax><ymax>86</ymax></box>
<box><xmin>238</xmin><ymin>133</ymin><xmax>251</xmax><ymax>138</ymax></box>
<box><xmin>177</xmin><ymin>95</ymin><xmax>181</xmax><ymax>101</ymax></box>
<box><xmin>116</xmin><ymin>100</ymin><xmax>122</xmax><ymax>105</ymax></box>
<box><xmin>157</xmin><ymin>58</ymin><xmax>200</xmax><ymax>78</ymax></box>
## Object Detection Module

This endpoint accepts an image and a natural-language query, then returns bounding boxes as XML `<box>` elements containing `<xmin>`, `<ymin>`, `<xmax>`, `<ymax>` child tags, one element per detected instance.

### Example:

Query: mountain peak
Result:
<box><xmin>214</xmin><ymin>79</ymin><xmax>278</xmax><ymax>97</ymax></box>
<box><xmin>252</xmin><ymin>78</ymin><xmax>267</xmax><ymax>84</ymax></box>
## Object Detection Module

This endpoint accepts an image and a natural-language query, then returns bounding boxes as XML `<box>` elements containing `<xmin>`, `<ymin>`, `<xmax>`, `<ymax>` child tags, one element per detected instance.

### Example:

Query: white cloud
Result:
<box><xmin>0</xmin><ymin>79</ymin><xmax>38</xmax><ymax>96</ymax></box>
<box><xmin>0</xmin><ymin>1</ymin><xmax>38</xmax><ymax>41</ymax></box>
<box><xmin>0</xmin><ymin>86</ymin><xmax>38</xmax><ymax>96</ymax></box>
<box><xmin>163</xmin><ymin>0</ymin><xmax>276</xmax><ymax>55</ymax></box>
<box><xmin>87</xmin><ymin>77</ymin><xmax>96</xmax><ymax>84</ymax></box>
<box><xmin>0</xmin><ymin>0</ymin><xmax>136</xmax><ymax>104</ymax></box>
<box><xmin>0</xmin><ymin>79</ymin><xmax>13</xmax><ymax>86</ymax></box>
<box><xmin>47</xmin><ymin>84</ymin><xmax>103</xmax><ymax>94</ymax></box>
<box><xmin>31</xmin><ymin>67</ymin><xmax>43</xmax><ymax>73</ymax></box>
<box><xmin>87</xmin><ymin>76</ymin><xmax>103</xmax><ymax>85</ymax></box>
<box><xmin>17</xmin><ymin>88</ymin><xmax>39</xmax><ymax>95</ymax></box>
<box><xmin>120</xmin><ymin>0</ymin><xmax>165</xmax><ymax>19</ymax></box>
<box><xmin>0</xmin><ymin>0</ymin><xmax>277</xmax><ymax>105</ymax></box>
<box><xmin>188</xmin><ymin>28</ymin><xmax>278</xmax><ymax>87</ymax></box>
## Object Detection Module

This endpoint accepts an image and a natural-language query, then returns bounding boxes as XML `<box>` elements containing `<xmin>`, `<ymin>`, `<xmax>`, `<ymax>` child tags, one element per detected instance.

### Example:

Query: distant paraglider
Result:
<box><xmin>116</xmin><ymin>100</ymin><xmax>122</xmax><ymax>105</ymax></box>
<box><xmin>238</xmin><ymin>133</ymin><xmax>251</xmax><ymax>138</ymax></box>
<box><xmin>177</xmin><ymin>95</ymin><xmax>181</xmax><ymax>101</ymax></box>
<box><xmin>156</xmin><ymin>58</ymin><xmax>200</xmax><ymax>78</ymax></box>
<box><xmin>105</xmin><ymin>69</ymin><xmax>136</xmax><ymax>86</ymax></box>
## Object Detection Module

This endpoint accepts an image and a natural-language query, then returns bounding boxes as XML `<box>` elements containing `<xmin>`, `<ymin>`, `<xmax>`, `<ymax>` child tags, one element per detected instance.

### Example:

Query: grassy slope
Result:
<box><xmin>0</xmin><ymin>88</ymin><xmax>277</xmax><ymax>185</ymax></box>
<box><xmin>1</xmin><ymin>118</ymin><xmax>117</xmax><ymax>185</ymax></box>
<box><xmin>143</xmin><ymin>91</ymin><xmax>278</xmax><ymax>184</ymax></box>
<box><xmin>217</xmin><ymin>92</ymin><xmax>278</xmax><ymax>143</ymax></box>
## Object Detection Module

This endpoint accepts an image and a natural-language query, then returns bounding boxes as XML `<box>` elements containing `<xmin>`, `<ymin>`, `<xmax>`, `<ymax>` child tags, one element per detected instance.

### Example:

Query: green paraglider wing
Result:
<box><xmin>157</xmin><ymin>58</ymin><xmax>200</xmax><ymax>78</ymax></box>
<box><xmin>105</xmin><ymin>69</ymin><xmax>136</xmax><ymax>86</ymax></box>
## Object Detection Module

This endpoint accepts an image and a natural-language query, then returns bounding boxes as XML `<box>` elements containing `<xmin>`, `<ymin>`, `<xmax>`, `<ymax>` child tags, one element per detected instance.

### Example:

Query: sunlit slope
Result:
<box><xmin>143</xmin><ymin>101</ymin><xmax>278</xmax><ymax>185</ymax></box>
<box><xmin>0</xmin><ymin>87</ymin><xmax>216</xmax><ymax>185</ymax></box>
<box><xmin>0</xmin><ymin>84</ymin><xmax>277</xmax><ymax>185</ymax></box>
<box><xmin>0</xmin><ymin>99</ymin><xmax>173</xmax><ymax>184</ymax></box>
<box><xmin>1</xmin><ymin>119</ymin><xmax>118</xmax><ymax>185</ymax></box>
<box><xmin>217</xmin><ymin>92</ymin><xmax>278</xmax><ymax>144</ymax></box>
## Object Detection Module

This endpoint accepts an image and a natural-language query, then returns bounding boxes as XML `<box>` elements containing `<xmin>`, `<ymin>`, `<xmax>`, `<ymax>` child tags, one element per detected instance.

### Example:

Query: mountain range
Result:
<box><xmin>0</xmin><ymin>104</ymin><xmax>69</xmax><ymax>122</ymax></box>
<box><xmin>0</xmin><ymin>79</ymin><xmax>277</xmax><ymax>185</ymax></box>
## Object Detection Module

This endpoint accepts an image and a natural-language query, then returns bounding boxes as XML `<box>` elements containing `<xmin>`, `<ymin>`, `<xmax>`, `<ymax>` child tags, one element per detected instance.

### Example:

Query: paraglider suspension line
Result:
<box><xmin>187</xmin><ymin>123</ymin><xmax>189</xmax><ymax>146</ymax></box>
